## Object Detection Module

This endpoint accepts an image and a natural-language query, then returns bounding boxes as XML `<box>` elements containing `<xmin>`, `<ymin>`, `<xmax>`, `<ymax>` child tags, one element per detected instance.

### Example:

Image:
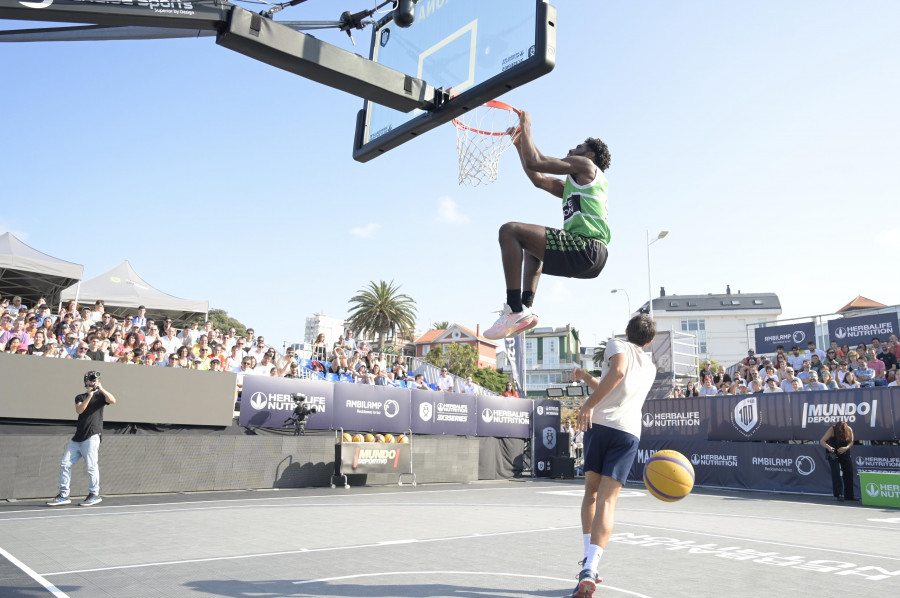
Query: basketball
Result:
<box><xmin>383</xmin><ymin>433</ymin><xmax>395</xmax><ymax>443</ymax></box>
<box><xmin>643</xmin><ymin>450</ymin><xmax>695</xmax><ymax>502</ymax></box>
<box><xmin>351</xmin><ymin>433</ymin><xmax>364</xmax><ymax>442</ymax></box>
<box><xmin>342</xmin><ymin>433</ymin><xmax>351</xmax><ymax>443</ymax></box>
<box><xmin>374</xmin><ymin>434</ymin><xmax>385</xmax><ymax>443</ymax></box>
<box><xmin>397</xmin><ymin>434</ymin><xmax>409</xmax><ymax>443</ymax></box>
<box><xmin>364</xmin><ymin>433</ymin><xmax>375</xmax><ymax>442</ymax></box>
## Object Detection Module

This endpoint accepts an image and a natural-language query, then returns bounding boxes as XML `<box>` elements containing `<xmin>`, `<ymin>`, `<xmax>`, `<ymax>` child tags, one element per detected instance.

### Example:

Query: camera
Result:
<box><xmin>84</xmin><ymin>371</ymin><xmax>101</xmax><ymax>387</ymax></box>
<box><xmin>285</xmin><ymin>393</ymin><xmax>317</xmax><ymax>435</ymax></box>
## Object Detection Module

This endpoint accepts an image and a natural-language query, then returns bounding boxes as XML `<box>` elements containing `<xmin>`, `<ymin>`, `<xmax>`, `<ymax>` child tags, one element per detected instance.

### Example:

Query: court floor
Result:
<box><xmin>1</xmin><ymin>480</ymin><xmax>898</xmax><ymax>598</ymax></box>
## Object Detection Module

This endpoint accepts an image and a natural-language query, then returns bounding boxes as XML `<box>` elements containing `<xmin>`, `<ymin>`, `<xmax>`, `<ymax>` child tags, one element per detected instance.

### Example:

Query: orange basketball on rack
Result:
<box><xmin>351</xmin><ymin>433</ymin><xmax>363</xmax><ymax>442</ymax></box>
<box><xmin>364</xmin><ymin>433</ymin><xmax>375</xmax><ymax>442</ymax></box>
<box><xmin>397</xmin><ymin>434</ymin><xmax>409</xmax><ymax>443</ymax></box>
<box><xmin>341</xmin><ymin>433</ymin><xmax>351</xmax><ymax>443</ymax></box>
<box><xmin>383</xmin><ymin>433</ymin><xmax>395</xmax><ymax>443</ymax></box>
<box><xmin>374</xmin><ymin>434</ymin><xmax>385</xmax><ymax>443</ymax></box>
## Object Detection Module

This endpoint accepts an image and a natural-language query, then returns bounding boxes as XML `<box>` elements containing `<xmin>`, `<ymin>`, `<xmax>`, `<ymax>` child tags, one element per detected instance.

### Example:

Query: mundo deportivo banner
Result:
<box><xmin>826</xmin><ymin>312</ymin><xmax>898</xmax><ymax>347</ymax></box>
<box><xmin>754</xmin><ymin>322</ymin><xmax>816</xmax><ymax>354</ymax></box>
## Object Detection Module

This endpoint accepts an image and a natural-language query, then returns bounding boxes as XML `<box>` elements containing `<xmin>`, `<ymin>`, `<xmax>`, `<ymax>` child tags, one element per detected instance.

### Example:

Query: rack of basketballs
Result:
<box><xmin>340</xmin><ymin>432</ymin><xmax>410</xmax><ymax>443</ymax></box>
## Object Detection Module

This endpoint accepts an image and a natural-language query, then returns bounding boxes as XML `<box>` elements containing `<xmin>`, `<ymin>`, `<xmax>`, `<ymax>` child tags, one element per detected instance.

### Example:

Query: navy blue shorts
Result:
<box><xmin>582</xmin><ymin>424</ymin><xmax>639</xmax><ymax>485</ymax></box>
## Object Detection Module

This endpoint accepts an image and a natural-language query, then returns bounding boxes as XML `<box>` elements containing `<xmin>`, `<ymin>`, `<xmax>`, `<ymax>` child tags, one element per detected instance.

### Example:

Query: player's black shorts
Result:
<box><xmin>542</xmin><ymin>228</ymin><xmax>608</xmax><ymax>279</ymax></box>
<box><xmin>583</xmin><ymin>424</ymin><xmax>639</xmax><ymax>485</ymax></box>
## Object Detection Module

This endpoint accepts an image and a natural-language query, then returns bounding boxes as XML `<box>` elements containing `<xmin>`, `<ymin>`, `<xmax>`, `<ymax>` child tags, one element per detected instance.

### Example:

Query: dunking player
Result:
<box><xmin>483</xmin><ymin>111</ymin><xmax>611</xmax><ymax>339</ymax></box>
<box><xmin>569</xmin><ymin>314</ymin><xmax>657</xmax><ymax>597</ymax></box>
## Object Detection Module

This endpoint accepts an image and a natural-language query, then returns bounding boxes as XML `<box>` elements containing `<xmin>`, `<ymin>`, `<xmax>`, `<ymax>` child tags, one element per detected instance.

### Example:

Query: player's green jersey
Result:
<box><xmin>561</xmin><ymin>170</ymin><xmax>610</xmax><ymax>245</ymax></box>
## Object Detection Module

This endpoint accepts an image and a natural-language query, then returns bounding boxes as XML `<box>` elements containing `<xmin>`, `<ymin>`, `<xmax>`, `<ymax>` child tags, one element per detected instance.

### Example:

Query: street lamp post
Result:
<box><xmin>610</xmin><ymin>288</ymin><xmax>631</xmax><ymax>319</ymax></box>
<box><xmin>647</xmin><ymin>230</ymin><xmax>669</xmax><ymax>320</ymax></box>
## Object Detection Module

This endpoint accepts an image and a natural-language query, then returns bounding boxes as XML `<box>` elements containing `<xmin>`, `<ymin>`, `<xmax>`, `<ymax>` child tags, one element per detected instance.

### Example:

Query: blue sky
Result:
<box><xmin>1</xmin><ymin>0</ymin><xmax>898</xmax><ymax>350</ymax></box>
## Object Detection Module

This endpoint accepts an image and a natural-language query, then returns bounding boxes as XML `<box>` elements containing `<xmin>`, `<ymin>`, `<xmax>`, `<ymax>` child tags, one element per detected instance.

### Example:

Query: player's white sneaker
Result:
<box><xmin>571</xmin><ymin>568</ymin><xmax>601</xmax><ymax>598</ymax></box>
<box><xmin>483</xmin><ymin>304</ymin><xmax>538</xmax><ymax>340</ymax></box>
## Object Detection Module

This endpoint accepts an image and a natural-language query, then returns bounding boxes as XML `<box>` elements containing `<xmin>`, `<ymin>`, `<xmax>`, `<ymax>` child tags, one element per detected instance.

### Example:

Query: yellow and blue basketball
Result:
<box><xmin>351</xmin><ymin>433</ymin><xmax>364</xmax><ymax>442</ymax></box>
<box><xmin>643</xmin><ymin>450</ymin><xmax>695</xmax><ymax>502</ymax></box>
<box><xmin>374</xmin><ymin>434</ymin><xmax>386</xmax><ymax>443</ymax></box>
<box><xmin>364</xmin><ymin>433</ymin><xmax>376</xmax><ymax>443</ymax></box>
<box><xmin>341</xmin><ymin>433</ymin><xmax>351</xmax><ymax>443</ymax></box>
<box><xmin>397</xmin><ymin>434</ymin><xmax>409</xmax><ymax>443</ymax></box>
<box><xmin>383</xmin><ymin>433</ymin><xmax>395</xmax><ymax>443</ymax></box>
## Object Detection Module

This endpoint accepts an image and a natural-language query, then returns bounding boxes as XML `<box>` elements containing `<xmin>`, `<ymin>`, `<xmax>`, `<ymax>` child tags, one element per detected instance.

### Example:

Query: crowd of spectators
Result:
<box><xmin>669</xmin><ymin>338</ymin><xmax>900</xmax><ymax>398</ymax></box>
<box><xmin>0</xmin><ymin>295</ymin><xmax>462</xmax><ymax>392</ymax></box>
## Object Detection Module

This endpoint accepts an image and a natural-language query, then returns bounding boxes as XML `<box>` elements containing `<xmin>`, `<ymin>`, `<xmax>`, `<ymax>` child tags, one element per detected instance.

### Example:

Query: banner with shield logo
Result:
<box><xmin>409</xmin><ymin>390</ymin><xmax>477</xmax><ymax>435</ymax></box>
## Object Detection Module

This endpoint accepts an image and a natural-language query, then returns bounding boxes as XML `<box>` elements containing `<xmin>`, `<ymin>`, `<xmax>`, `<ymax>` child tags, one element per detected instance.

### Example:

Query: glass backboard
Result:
<box><xmin>353</xmin><ymin>0</ymin><xmax>556</xmax><ymax>162</ymax></box>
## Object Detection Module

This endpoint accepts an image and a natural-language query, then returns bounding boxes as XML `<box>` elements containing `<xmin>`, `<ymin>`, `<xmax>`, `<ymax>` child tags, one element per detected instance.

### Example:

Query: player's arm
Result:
<box><xmin>515</xmin><ymin>111</ymin><xmax>596</xmax><ymax>181</ymax></box>
<box><xmin>571</xmin><ymin>354</ymin><xmax>627</xmax><ymax>430</ymax></box>
<box><xmin>512</xmin><ymin>130</ymin><xmax>564</xmax><ymax>198</ymax></box>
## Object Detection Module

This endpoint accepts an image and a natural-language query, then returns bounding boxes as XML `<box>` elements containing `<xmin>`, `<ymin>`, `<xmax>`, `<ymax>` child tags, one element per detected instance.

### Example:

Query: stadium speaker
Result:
<box><xmin>557</xmin><ymin>432</ymin><xmax>571</xmax><ymax>457</ymax></box>
<box><xmin>551</xmin><ymin>457</ymin><xmax>575</xmax><ymax>479</ymax></box>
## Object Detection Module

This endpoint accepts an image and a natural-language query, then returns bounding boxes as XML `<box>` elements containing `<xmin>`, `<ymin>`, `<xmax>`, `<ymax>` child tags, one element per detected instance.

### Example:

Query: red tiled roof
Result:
<box><xmin>412</xmin><ymin>325</ymin><xmax>497</xmax><ymax>346</ymax></box>
<box><xmin>836</xmin><ymin>295</ymin><xmax>886</xmax><ymax>313</ymax></box>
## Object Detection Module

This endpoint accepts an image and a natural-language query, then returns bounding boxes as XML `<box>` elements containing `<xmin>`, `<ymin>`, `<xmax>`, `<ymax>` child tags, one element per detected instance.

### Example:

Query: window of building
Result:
<box><xmin>753</xmin><ymin>299</ymin><xmax>763</xmax><ymax>305</ymax></box>
<box><xmin>686</xmin><ymin>301</ymin><xmax>697</xmax><ymax>307</ymax></box>
<box><xmin>543</xmin><ymin>337</ymin><xmax>559</xmax><ymax>368</ymax></box>
<box><xmin>669</xmin><ymin>301</ymin><xmax>679</xmax><ymax>307</ymax></box>
<box><xmin>680</xmin><ymin>318</ymin><xmax>707</xmax><ymax>353</ymax></box>
<box><xmin>525</xmin><ymin>338</ymin><xmax>537</xmax><ymax>369</ymax></box>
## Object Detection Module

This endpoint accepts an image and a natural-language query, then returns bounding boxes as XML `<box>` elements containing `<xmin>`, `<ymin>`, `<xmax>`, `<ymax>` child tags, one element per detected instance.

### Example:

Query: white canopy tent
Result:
<box><xmin>61</xmin><ymin>260</ymin><xmax>208</xmax><ymax>325</ymax></box>
<box><xmin>0</xmin><ymin>232</ymin><xmax>84</xmax><ymax>307</ymax></box>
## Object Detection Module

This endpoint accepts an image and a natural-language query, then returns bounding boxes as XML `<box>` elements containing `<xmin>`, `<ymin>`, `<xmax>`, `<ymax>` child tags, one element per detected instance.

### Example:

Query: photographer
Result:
<box><xmin>820</xmin><ymin>421</ymin><xmax>856</xmax><ymax>502</ymax></box>
<box><xmin>47</xmin><ymin>371</ymin><xmax>117</xmax><ymax>507</ymax></box>
<box><xmin>285</xmin><ymin>393</ymin><xmax>317</xmax><ymax>435</ymax></box>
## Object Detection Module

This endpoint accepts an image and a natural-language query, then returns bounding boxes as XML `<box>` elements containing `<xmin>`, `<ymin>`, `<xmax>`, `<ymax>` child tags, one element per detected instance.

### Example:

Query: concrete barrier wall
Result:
<box><xmin>0</xmin><ymin>433</ymin><xmax>480</xmax><ymax>500</ymax></box>
<box><xmin>0</xmin><ymin>352</ymin><xmax>236</xmax><ymax>426</ymax></box>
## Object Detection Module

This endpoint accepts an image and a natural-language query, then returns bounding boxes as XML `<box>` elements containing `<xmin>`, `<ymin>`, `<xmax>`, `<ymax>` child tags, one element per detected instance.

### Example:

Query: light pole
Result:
<box><xmin>610</xmin><ymin>288</ymin><xmax>631</xmax><ymax>319</ymax></box>
<box><xmin>647</xmin><ymin>230</ymin><xmax>669</xmax><ymax>320</ymax></box>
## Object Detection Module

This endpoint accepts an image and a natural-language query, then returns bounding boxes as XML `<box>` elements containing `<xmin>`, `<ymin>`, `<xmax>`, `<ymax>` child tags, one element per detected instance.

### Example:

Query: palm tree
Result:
<box><xmin>592</xmin><ymin>341</ymin><xmax>607</xmax><ymax>367</ymax></box>
<box><xmin>347</xmin><ymin>280</ymin><xmax>418</xmax><ymax>350</ymax></box>
<box><xmin>432</xmin><ymin>321</ymin><xmax>450</xmax><ymax>330</ymax></box>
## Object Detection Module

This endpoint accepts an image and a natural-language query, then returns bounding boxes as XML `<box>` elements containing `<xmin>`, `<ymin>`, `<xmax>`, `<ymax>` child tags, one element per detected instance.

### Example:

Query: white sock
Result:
<box><xmin>586</xmin><ymin>544</ymin><xmax>604</xmax><ymax>573</ymax></box>
<box><xmin>583</xmin><ymin>534</ymin><xmax>591</xmax><ymax>561</ymax></box>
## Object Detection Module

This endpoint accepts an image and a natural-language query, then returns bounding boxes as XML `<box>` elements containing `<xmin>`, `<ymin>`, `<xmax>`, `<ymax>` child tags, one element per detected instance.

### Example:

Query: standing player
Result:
<box><xmin>483</xmin><ymin>111</ymin><xmax>611</xmax><ymax>339</ymax></box>
<box><xmin>569</xmin><ymin>315</ymin><xmax>657</xmax><ymax>597</ymax></box>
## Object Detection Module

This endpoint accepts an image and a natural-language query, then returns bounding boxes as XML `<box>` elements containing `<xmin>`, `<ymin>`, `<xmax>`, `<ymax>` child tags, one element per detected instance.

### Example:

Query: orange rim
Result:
<box><xmin>452</xmin><ymin>99</ymin><xmax>522</xmax><ymax>137</ymax></box>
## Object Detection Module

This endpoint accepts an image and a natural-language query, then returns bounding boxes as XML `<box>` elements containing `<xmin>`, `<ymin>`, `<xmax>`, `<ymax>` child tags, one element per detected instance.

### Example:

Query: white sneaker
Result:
<box><xmin>483</xmin><ymin>304</ymin><xmax>538</xmax><ymax>340</ymax></box>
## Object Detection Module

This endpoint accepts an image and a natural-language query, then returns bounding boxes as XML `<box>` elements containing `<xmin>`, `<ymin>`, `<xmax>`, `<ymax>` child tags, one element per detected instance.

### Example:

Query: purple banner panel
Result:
<box><xmin>332</xmin><ymin>383</ymin><xmax>411</xmax><ymax>434</ymax></box>
<box><xmin>409</xmin><ymin>390</ymin><xmax>477</xmax><ymax>436</ymax></box>
<box><xmin>754</xmin><ymin>321</ymin><xmax>816</xmax><ymax>354</ymax></box>
<box><xmin>476</xmin><ymin>395</ymin><xmax>533</xmax><ymax>438</ymax></box>
<box><xmin>533</xmin><ymin>399</ymin><xmax>562</xmax><ymax>477</ymax></box>
<box><xmin>827</xmin><ymin>312</ymin><xmax>899</xmax><ymax>348</ymax></box>
<box><xmin>239</xmin><ymin>376</ymin><xmax>334</xmax><ymax>430</ymax></box>
<box><xmin>790</xmin><ymin>387</ymin><xmax>895</xmax><ymax>441</ymax></box>
<box><xmin>853</xmin><ymin>444</ymin><xmax>900</xmax><ymax>472</ymax></box>
<box><xmin>892</xmin><ymin>390</ymin><xmax>900</xmax><ymax>441</ymax></box>
<box><xmin>335</xmin><ymin>442</ymin><xmax>412</xmax><ymax>475</ymax></box>
<box><xmin>707</xmin><ymin>394</ymin><xmax>792</xmax><ymax>441</ymax></box>
<box><xmin>640</xmin><ymin>397</ymin><xmax>708</xmax><ymax>440</ymax></box>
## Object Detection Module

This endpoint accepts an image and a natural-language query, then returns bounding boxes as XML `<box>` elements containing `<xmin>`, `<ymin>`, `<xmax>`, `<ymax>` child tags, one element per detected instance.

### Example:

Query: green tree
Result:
<box><xmin>346</xmin><ymin>280</ymin><xmax>417</xmax><ymax>350</ymax></box>
<box><xmin>207</xmin><ymin>308</ymin><xmax>248</xmax><ymax>337</ymax></box>
<box><xmin>424</xmin><ymin>343</ymin><xmax>479</xmax><ymax>378</ymax></box>
<box><xmin>592</xmin><ymin>341</ymin><xmax>607</xmax><ymax>367</ymax></box>
<box><xmin>473</xmin><ymin>366</ymin><xmax>511</xmax><ymax>394</ymax></box>
<box><xmin>432</xmin><ymin>321</ymin><xmax>450</xmax><ymax>330</ymax></box>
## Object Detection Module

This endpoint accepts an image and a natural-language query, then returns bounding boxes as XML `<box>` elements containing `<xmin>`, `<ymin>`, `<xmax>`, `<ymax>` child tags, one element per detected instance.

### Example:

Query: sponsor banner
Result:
<box><xmin>332</xmin><ymin>383</ymin><xmax>411</xmax><ymax>433</ymax></box>
<box><xmin>334</xmin><ymin>442</ymin><xmax>412</xmax><ymax>475</ymax></box>
<box><xmin>239</xmin><ymin>376</ymin><xmax>333</xmax><ymax>429</ymax></box>
<box><xmin>505</xmin><ymin>334</ymin><xmax>527</xmax><ymax>395</ymax></box>
<box><xmin>859</xmin><ymin>471</ymin><xmax>900</xmax><ymax>508</ymax></box>
<box><xmin>631</xmin><ymin>440</ymin><xmax>832</xmax><ymax>494</ymax></box>
<box><xmin>827</xmin><ymin>312</ymin><xmax>899</xmax><ymax>347</ymax></box>
<box><xmin>853</xmin><ymin>444</ymin><xmax>900</xmax><ymax>472</ymax></box>
<box><xmin>533</xmin><ymin>399</ymin><xmax>562</xmax><ymax>477</ymax></box>
<box><xmin>409</xmin><ymin>390</ymin><xmax>477</xmax><ymax>436</ymax></box>
<box><xmin>707</xmin><ymin>395</ymin><xmax>792</xmax><ymax>441</ymax></box>
<box><xmin>892</xmin><ymin>391</ymin><xmax>900</xmax><ymax>441</ymax></box>
<box><xmin>789</xmin><ymin>388</ymin><xmax>896</xmax><ymax>441</ymax></box>
<box><xmin>641</xmin><ymin>397</ymin><xmax>708</xmax><ymax>440</ymax></box>
<box><xmin>754</xmin><ymin>322</ymin><xmax>816</xmax><ymax>354</ymax></box>
<box><xmin>476</xmin><ymin>395</ymin><xmax>533</xmax><ymax>438</ymax></box>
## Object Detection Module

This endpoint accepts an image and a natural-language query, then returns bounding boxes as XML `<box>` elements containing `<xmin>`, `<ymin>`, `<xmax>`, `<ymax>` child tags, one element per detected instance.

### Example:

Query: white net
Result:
<box><xmin>453</xmin><ymin>101</ymin><xmax>521</xmax><ymax>186</ymax></box>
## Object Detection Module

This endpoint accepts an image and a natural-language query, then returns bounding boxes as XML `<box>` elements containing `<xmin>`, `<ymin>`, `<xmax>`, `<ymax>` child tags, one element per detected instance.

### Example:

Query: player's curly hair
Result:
<box><xmin>584</xmin><ymin>137</ymin><xmax>611</xmax><ymax>172</ymax></box>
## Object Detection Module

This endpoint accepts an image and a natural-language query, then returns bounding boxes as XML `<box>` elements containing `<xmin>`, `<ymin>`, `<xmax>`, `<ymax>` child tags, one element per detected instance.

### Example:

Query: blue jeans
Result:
<box><xmin>59</xmin><ymin>435</ymin><xmax>100</xmax><ymax>497</ymax></box>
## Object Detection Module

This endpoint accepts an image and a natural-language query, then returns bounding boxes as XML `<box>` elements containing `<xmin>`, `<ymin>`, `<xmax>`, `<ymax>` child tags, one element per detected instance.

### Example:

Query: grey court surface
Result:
<box><xmin>1</xmin><ymin>480</ymin><xmax>898</xmax><ymax>598</ymax></box>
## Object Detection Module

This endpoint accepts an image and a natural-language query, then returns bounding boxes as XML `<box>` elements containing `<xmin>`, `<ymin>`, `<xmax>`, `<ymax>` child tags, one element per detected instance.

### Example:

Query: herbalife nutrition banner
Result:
<box><xmin>640</xmin><ymin>397</ymin><xmax>708</xmax><ymax>440</ymax></box>
<box><xmin>409</xmin><ymin>390</ymin><xmax>477</xmax><ymax>436</ymax></box>
<box><xmin>753</xmin><ymin>322</ymin><xmax>816</xmax><ymax>354</ymax></box>
<box><xmin>239</xmin><ymin>376</ymin><xmax>334</xmax><ymax>430</ymax></box>
<box><xmin>476</xmin><ymin>395</ymin><xmax>533</xmax><ymax>438</ymax></box>
<box><xmin>533</xmin><ymin>399</ymin><xmax>562</xmax><ymax>477</ymax></box>
<box><xmin>827</xmin><ymin>312</ymin><xmax>899</xmax><ymax>348</ymax></box>
<box><xmin>790</xmin><ymin>388</ymin><xmax>895</xmax><ymax>441</ymax></box>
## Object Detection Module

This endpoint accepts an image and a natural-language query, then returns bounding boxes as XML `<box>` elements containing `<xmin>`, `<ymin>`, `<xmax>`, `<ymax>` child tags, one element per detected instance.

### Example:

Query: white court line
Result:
<box><xmin>617</xmin><ymin>521</ymin><xmax>900</xmax><ymax>562</ymax></box>
<box><xmin>0</xmin><ymin>484</ymin><xmax>564</xmax><ymax>518</ymax></box>
<box><xmin>39</xmin><ymin>525</ymin><xmax>580</xmax><ymax>577</ymax></box>
<box><xmin>0</xmin><ymin>545</ymin><xmax>71</xmax><ymax>598</ymax></box>
<box><xmin>293</xmin><ymin>571</ymin><xmax>654</xmax><ymax>597</ymax></box>
<box><xmin>618</xmin><ymin>506</ymin><xmax>899</xmax><ymax>532</ymax></box>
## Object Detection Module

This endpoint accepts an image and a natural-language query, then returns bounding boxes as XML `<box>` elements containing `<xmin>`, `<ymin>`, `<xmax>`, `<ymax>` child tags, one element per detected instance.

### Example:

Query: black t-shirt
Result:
<box><xmin>86</xmin><ymin>350</ymin><xmax>105</xmax><ymax>362</ymax></box>
<box><xmin>72</xmin><ymin>390</ymin><xmax>109</xmax><ymax>442</ymax></box>
<box><xmin>879</xmin><ymin>351</ymin><xmax>897</xmax><ymax>372</ymax></box>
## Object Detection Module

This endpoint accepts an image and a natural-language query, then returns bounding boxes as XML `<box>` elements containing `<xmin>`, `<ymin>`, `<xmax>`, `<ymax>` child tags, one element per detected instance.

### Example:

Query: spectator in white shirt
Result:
<box><xmin>462</xmin><ymin>376</ymin><xmax>477</xmax><ymax>394</ymax></box>
<box><xmin>437</xmin><ymin>367</ymin><xmax>454</xmax><ymax>392</ymax></box>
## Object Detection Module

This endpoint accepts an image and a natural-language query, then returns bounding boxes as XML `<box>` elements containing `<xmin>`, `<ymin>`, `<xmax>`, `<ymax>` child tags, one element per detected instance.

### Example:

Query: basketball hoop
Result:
<box><xmin>452</xmin><ymin>99</ymin><xmax>521</xmax><ymax>187</ymax></box>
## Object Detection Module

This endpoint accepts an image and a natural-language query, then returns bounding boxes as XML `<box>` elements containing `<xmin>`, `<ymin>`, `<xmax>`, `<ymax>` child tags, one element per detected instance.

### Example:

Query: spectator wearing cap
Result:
<box><xmin>208</xmin><ymin>357</ymin><xmax>223</xmax><ymax>372</ymax></box>
<box><xmin>804</xmin><ymin>371</ymin><xmax>828</xmax><ymax>391</ymax></box>
<box><xmin>699</xmin><ymin>377</ymin><xmax>718</xmax><ymax>396</ymax></box>
<box><xmin>284</xmin><ymin>361</ymin><xmax>302</xmax><ymax>379</ymax></box>
<box><xmin>787</xmin><ymin>345</ymin><xmax>806</xmax><ymax>372</ymax></box>
<box><xmin>5</xmin><ymin>295</ymin><xmax>25</xmax><ymax>315</ymax></box>
<box><xmin>763</xmin><ymin>377</ymin><xmax>784</xmax><ymax>393</ymax></box>
<box><xmin>699</xmin><ymin>360</ymin><xmax>713</xmax><ymax>381</ymax></box>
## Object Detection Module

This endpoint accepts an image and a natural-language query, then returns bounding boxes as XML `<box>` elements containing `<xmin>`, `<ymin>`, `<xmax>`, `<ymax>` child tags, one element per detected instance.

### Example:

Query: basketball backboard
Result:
<box><xmin>352</xmin><ymin>0</ymin><xmax>556</xmax><ymax>162</ymax></box>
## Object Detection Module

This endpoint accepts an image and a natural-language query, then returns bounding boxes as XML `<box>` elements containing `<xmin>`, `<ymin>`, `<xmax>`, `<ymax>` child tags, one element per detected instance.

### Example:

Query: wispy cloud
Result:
<box><xmin>350</xmin><ymin>223</ymin><xmax>380</xmax><ymax>239</ymax></box>
<box><xmin>436</xmin><ymin>196</ymin><xmax>469</xmax><ymax>224</ymax></box>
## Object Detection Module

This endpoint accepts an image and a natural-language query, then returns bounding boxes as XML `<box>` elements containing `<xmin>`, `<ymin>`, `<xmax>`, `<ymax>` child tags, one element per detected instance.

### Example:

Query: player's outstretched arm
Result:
<box><xmin>512</xmin><ymin>131</ymin><xmax>564</xmax><ymax>198</ymax></box>
<box><xmin>515</xmin><ymin>111</ymin><xmax>596</xmax><ymax>182</ymax></box>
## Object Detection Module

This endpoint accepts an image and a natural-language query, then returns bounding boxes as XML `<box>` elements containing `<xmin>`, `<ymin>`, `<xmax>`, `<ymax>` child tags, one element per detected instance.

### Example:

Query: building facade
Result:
<box><xmin>413</xmin><ymin>324</ymin><xmax>498</xmax><ymax>369</ymax></box>
<box><xmin>497</xmin><ymin>324</ymin><xmax>582</xmax><ymax>396</ymax></box>
<box><xmin>303</xmin><ymin>311</ymin><xmax>346</xmax><ymax>347</ymax></box>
